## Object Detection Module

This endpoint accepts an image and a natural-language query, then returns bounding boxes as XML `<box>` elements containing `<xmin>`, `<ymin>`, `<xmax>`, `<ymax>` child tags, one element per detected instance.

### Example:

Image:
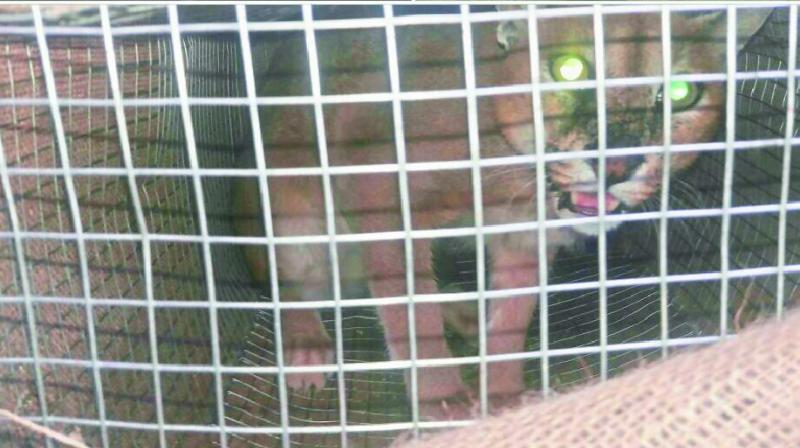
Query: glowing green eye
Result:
<box><xmin>550</xmin><ymin>54</ymin><xmax>589</xmax><ymax>82</ymax></box>
<box><xmin>669</xmin><ymin>81</ymin><xmax>691</xmax><ymax>102</ymax></box>
<box><xmin>659</xmin><ymin>80</ymin><xmax>702</xmax><ymax>111</ymax></box>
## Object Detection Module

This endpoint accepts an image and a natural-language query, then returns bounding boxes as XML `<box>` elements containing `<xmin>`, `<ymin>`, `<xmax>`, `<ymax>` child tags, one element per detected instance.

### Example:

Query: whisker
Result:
<box><xmin>481</xmin><ymin>165</ymin><xmax>534</xmax><ymax>187</ymax></box>
<box><xmin>506</xmin><ymin>178</ymin><xmax>537</xmax><ymax>208</ymax></box>
<box><xmin>638</xmin><ymin>200</ymin><xmax>659</xmax><ymax>239</ymax></box>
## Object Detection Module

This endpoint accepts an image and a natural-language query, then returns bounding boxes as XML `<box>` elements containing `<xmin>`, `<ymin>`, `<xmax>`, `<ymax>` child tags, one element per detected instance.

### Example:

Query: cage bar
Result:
<box><xmin>659</xmin><ymin>6</ymin><xmax>673</xmax><ymax>358</ymax></box>
<box><xmin>382</xmin><ymin>4</ymin><xmax>421</xmax><ymax>434</ymax></box>
<box><xmin>301</xmin><ymin>4</ymin><xmax>349</xmax><ymax>446</ymax></box>
<box><xmin>459</xmin><ymin>3</ymin><xmax>490</xmax><ymax>418</ymax></box>
<box><xmin>98</xmin><ymin>6</ymin><xmax>167</xmax><ymax>448</ymax></box>
<box><xmin>234</xmin><ymin>5</ymin><xmax>291</xmax><ymax>447</ymax></box>
<box><xmin>32</xmin><ymin>5</ymin><xmax>110</xmax><ymax>446</ymax></box>
<box><xmin>719</xmin><ymin>6</ymin><xmax>739</xmax><ymax>339</ymax></box>
<box><xmin>166</xmin><ymin>5</ymin><xmax>227</xmax><ymax>447</ymax></box>
<box><xmin>526</xmin><ymin>4</ymin><xmax>552</xmax><ymax>395</ymax></box>
<box><xmin>777</xmin><ymin>5</ymin><xmax>798</xmax><ymax>318</ymax></box>
<box><xmin>592</xmin><ymin>4</ymin><xmax>610</xmax><ymax>381</ymax></box>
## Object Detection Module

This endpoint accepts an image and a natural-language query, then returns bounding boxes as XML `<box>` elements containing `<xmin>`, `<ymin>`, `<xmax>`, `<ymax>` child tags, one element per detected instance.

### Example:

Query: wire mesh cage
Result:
<box><xmin>0</xmin><ymin>3</ymin><xmax>798</xmax><ymax>448</ymax></box>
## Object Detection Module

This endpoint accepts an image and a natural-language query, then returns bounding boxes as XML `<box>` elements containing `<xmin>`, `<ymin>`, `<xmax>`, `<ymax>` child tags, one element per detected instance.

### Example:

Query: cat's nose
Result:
<box><xmin>587</xmin><ymin>155</ymin><xmax>645</xmax><ymax>185</ymax></box>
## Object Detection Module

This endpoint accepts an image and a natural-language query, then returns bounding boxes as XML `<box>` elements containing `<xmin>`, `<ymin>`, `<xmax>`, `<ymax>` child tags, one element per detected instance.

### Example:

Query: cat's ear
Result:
<box><xmin>736</xmin><ymin>8</ymin><xmax>772</xmax><ymax>49</ymax></box>
<box><xmin>497</xmin><ymin>19</ymin><xmax>520</xmax><ymax>52</ymax></box>
<box><xmin>495</xmin><ymin>5</ymin><xmax>524</xmax><ymax>52</ymax></box>
<box><xmin>680</xmin><ymin>8</ymin><xmax>772</xmax><ymax>50</ymax></box>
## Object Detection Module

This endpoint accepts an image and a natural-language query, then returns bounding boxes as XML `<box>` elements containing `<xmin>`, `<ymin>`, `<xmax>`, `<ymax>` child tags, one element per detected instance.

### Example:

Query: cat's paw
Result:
<box><xmin>283</xmin><ymin>332</ymin><xmax>334</xmax><ymax>391</ymax></box>
<box><xmin>418</xmin><ymin>388</ymin><xmax>478</xmax><ymax>421</ymax></box>
<box><xmin>416</xmin><ymin>367</ymin><xmax>477</xmax><ymax>421</ymax></box>
<box><xmin>486</xmin><ymin>361</ymin><xmax>526</xmax><ymax>412</ymax></box>
<box><xmin>487</xmin><ymin>390</ymin><xmax>523</xmax><ymax>415</ymax></box>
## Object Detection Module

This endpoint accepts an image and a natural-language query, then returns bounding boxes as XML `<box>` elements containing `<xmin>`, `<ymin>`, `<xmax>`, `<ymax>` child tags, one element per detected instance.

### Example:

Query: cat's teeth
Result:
<box><xmin>570</xmin><ymin>192</ymin><xmax>621</xmax><ymax>215</ymax></box>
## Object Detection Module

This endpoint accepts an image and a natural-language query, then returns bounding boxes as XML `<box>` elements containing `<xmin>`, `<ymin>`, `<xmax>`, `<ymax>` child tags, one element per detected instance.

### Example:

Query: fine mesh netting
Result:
<box><xmin>0</xmin><ymin>4</ymin><xmax>798</xmax><ymax>448</ymax></box>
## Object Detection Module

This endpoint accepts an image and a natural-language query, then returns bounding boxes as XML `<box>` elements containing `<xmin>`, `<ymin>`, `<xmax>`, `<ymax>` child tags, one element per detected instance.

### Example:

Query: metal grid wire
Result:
<box><xmin>0</xmin><ymin>3</ymin><xmax>798</xmax><ymax>448</ymax></box>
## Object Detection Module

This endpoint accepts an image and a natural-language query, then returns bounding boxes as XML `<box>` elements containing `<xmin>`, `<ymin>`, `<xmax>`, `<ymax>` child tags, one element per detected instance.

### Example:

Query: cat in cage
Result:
<box><xmin>232</xmin><ymin>6</ymin><xmax>770</xmax><ymax>420</ymax></box>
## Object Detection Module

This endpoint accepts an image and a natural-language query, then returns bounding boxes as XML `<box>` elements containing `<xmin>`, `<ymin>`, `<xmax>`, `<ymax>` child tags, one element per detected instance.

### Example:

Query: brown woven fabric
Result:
<box><xmin>396</xmin><ymin>311</ymin><xmax>800</xmax><ymax>448</ymax></box>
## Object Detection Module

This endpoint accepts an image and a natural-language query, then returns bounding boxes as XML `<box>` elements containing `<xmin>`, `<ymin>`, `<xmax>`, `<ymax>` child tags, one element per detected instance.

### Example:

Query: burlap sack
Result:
<box><xmin>396</xmin><ymin>310</ymin><xmax>800</xmax><ymax>448</ymax></box>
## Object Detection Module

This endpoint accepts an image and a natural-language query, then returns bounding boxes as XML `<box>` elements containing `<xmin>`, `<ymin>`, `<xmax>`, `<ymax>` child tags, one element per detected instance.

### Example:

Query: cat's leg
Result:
<box><xmin>277</xmin><ymin>279</ymin><xmax>333</xmax><ymax>391</ymax></box>
<box><xmin>240</xmin><ymin>241</ymin><xmax>333</xmax><ymax>390</ymax></box>
<box><xmin>270</xmin><ymin>178</ymin><xmax>334</xmax><ymax>391</ymax></box>
<box><xmin>366</xmin><ymin>240</ymin><xmax>474</xmax><ymax>420</ymax></box>
<box><xmin>485</xmin><ymin>243</ymin><xmax>539</xmax><ymax>407</ymax></box>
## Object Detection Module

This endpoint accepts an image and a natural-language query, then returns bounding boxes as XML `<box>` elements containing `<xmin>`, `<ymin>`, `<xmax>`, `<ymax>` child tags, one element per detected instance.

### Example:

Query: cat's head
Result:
<box><xmin>486</xmin><ymin>7</ymin><xmax>771</xmax><ymax>235</ymax></box>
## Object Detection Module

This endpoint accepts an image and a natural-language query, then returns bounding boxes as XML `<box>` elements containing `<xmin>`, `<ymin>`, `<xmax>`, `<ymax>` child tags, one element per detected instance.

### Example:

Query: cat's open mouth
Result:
<box><xmin>559</xmin><ymin>191</ymin><xmax>622</xmax><ymax>216</ymax></box>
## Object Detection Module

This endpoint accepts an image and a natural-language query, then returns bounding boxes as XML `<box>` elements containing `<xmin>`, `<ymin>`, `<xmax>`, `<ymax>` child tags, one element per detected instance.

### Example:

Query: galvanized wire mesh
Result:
<box><xmin>0</xmin><ymin>4</ymin><xmax>797</xmax><ymax>448</ymax></box>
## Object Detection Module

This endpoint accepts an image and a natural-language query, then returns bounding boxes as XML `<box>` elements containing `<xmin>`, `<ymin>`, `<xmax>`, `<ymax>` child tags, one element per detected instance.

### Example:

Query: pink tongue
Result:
<box><xmin>571</xmin><ymin>192</ymin><xmax>620</xmax><ymax>215</ymax></box>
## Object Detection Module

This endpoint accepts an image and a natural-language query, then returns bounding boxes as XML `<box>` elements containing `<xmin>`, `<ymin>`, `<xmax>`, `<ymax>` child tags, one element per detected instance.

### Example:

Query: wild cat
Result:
<box><xmin>233</xmin><ymin>7</ymin><xmax>770</xmax><ymax>419</ymax></box>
